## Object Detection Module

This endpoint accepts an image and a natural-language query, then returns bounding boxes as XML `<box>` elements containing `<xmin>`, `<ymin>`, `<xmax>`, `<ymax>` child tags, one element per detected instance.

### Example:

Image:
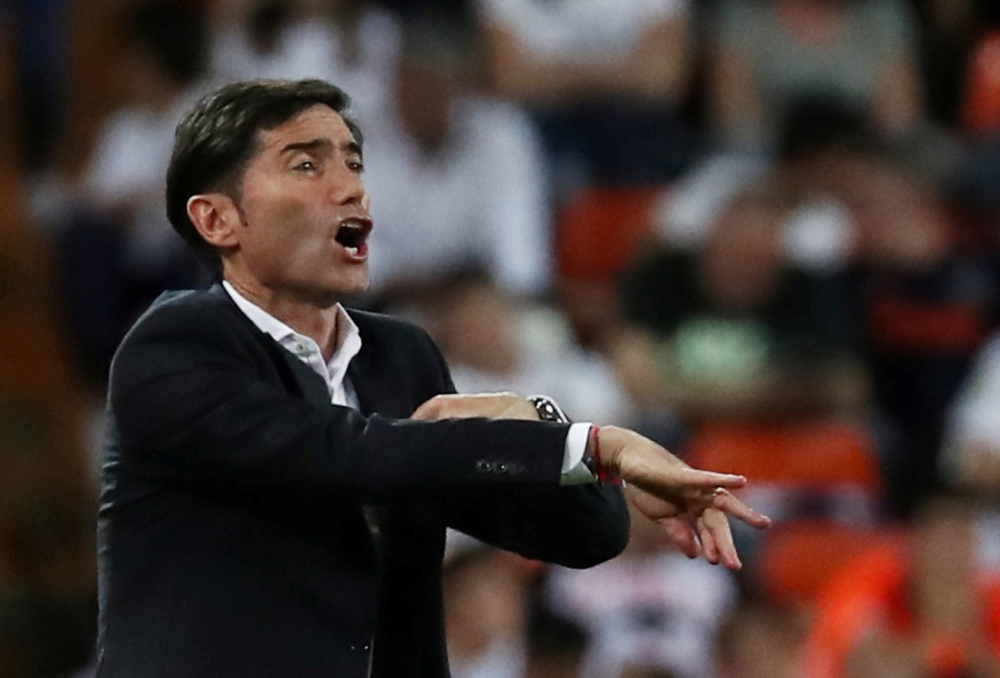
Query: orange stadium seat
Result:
<box><xmin>687</xmin><ymin>419</ymin><xmax>883</xmax><ymax>490</ymax></box>
<box><xmin>757</xmin><ymin>519</ymin><xmax>904</xmax><ymax>609</ymax></box>
<box><xmin>556</xmin><ymin>185</ymin><xmax>665</xmax><ymax>283</ymax></box>
<box><xmin>556</xmin><ymin>185</ymin><xmax>667</xmax><ymax>343</ymax></box>
<box><xmin>686</xmin><ymin>419</ymin><xmax>885</xmax><ymax>525</ymax></box>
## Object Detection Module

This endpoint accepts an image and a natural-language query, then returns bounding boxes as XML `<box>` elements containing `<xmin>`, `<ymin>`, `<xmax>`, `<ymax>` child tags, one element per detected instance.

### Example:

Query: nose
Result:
<box><xmin>330</xmin><ymin>163</ymin><xmax>368</xmax><ymax>208</ymax></box>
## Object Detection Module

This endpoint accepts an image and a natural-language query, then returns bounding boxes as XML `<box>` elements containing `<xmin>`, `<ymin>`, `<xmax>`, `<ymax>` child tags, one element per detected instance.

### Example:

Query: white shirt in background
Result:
<box><xmin>364</xmin><ymin>98</ymin><xmax>552</xmax><ymax>297</ymax></box>
<box><xmin>477</xmin><ymin>0</ymin><xmax>689</xmax><ymax>59</ymax></box>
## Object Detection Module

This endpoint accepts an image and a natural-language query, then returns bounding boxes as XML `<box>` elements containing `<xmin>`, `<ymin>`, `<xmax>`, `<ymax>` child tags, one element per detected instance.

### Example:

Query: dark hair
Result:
<box><xmin>165</xmin><ymin>79</ymin><xmax>363</xmax><ymax>265</ymax></box>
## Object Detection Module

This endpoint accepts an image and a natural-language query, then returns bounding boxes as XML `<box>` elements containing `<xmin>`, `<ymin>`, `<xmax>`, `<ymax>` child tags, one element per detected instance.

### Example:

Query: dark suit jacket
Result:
<box><xmin>96</xmin><ymin>285</ymin><xmax>629</xmax><ymax>677</ymax></box>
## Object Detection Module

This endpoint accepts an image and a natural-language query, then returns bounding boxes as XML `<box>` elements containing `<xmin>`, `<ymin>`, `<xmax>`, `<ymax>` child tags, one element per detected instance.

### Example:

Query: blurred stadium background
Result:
<box><xmin>4</xmin><ymin>0</ymin><xmax>1000</xmax><ymax>675</ymax></box>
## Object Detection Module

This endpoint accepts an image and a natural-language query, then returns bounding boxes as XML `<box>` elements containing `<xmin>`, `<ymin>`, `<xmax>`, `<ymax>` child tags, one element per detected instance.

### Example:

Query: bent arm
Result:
<box><xmin>416</xmin><ymin>333</ymin><xmax>631</xmax><ymax>568</ymax></box>
<box><xmin>110</xmin><ymin>310</ymin><xmax>570</xmax><ymax>506</ymax></box>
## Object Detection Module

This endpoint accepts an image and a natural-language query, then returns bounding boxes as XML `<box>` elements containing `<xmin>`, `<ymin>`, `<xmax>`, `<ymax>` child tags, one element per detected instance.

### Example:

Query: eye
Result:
<box><xmin>294</xmin><ymin>160</ymin><xmax>318</xmax><ymax>172</ymax></box>
<box><xmin>347</xmin><ymin>159</ymin><xmax>364</xmax><ymax>173</ymax></box>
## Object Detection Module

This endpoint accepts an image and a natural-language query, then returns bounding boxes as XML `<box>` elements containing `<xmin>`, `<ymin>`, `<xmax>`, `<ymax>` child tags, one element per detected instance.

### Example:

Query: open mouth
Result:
<box><xmin>334</xmin><ymin>217</ymin><xmax>372</xmax><ymax>256</ymax></box>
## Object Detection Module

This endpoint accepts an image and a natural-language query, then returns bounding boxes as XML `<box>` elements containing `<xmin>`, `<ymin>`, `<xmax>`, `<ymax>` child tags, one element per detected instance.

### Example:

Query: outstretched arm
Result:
<box><xmin>414</xmin><ymin>394</ymin><xmax>770</xmax><ymax>570</ymax></box>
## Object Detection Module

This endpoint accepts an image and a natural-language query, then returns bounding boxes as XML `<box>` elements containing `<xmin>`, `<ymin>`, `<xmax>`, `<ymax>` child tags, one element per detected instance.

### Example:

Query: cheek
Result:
<box><xmin>243</xmin><ymin>195</ymin><xmax>327</xmax><ymax>261</ymax></box>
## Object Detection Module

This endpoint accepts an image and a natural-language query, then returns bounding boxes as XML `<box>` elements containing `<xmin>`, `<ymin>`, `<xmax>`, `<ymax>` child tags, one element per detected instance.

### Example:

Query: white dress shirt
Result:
<box><xmin>222</xmin><ymin>282</ymin><xmax>594</xmax><ymax>483</ymax></box>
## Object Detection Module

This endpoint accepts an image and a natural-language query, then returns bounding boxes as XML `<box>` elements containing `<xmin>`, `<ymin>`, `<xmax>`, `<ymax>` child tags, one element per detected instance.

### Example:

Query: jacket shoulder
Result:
<box><xmin>109</xmin><ymin>287</ymin><xmax>260</xmax><ymax>390</ymax></box>
<box><xmin>119</xmin><ymin>287</ymin><xmax>246</xmax><ymax>347</ymax></box>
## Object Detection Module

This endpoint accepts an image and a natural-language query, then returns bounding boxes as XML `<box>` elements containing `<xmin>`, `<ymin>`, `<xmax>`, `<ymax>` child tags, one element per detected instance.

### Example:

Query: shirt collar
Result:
<box><xmin>221</xmin><ymin>280</ymin><xmax>362</xmax><ymax>378</ymax></box>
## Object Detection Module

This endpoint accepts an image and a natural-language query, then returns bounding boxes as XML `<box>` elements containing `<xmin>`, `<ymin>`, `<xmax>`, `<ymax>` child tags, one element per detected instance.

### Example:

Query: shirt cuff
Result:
<box><xmin>560</xmin><ymin>423</ymin><xmax>597</xmax><ymax>485</ymax></box>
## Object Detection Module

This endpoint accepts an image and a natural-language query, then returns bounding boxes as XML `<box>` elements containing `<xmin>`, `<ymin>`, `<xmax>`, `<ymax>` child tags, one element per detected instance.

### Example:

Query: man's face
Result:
<box><xmin>229</xmin><ymin>104</ymin><xmax>373</xmax><ymax>304</ymax></box>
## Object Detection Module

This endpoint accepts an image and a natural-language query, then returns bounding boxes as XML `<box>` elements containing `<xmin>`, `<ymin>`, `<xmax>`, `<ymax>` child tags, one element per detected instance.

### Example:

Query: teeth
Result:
<box><xmin>346</xmin><ymin>246</ymin><xmax>359</xmax><ymax>255</ymax></box>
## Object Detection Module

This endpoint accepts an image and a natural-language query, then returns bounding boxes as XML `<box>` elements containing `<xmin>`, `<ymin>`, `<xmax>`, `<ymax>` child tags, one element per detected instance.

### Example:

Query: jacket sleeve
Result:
<box><xmin>108</xmin><ymin>299</ymin><xmax>570</xmax><ymax>506</ymax></box>
<box><xmin>415</xmin><ymin>329</ymin><xmax>631</xmax><ymax>568</ymax></box>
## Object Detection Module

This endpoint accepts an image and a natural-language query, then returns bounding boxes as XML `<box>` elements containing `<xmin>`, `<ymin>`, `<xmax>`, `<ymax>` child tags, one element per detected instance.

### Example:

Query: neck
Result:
<box><xmin>225</xmin><ymin>275</ymin><xmax>341</xmax><ymax>361</ymax></box>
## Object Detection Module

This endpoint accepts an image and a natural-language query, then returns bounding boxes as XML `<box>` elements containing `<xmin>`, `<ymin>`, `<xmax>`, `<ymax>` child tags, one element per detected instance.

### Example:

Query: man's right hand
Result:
<box><xmin>595</xmin><ymin>426</ymin><xmax>771</xmax><ymax>570</ymax></box>
<box><xmin>411</xmin><ymin>393</ymin><xmax>540</xmax><ymax>422</ymax></box>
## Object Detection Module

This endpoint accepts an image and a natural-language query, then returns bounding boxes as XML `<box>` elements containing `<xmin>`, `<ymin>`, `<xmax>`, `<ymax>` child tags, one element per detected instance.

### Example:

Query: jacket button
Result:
<box><xmin>506</xmin><ymin>461</ymin><xmax>524</xmax><ymax>475</ymax></box>
<box><xmin>350</xmin><ymin>641</ymin><xmax>371</xmax><ymax>652</ymax></box>
<box><xmin>476</xmin><ymin>460</ymin><xmax>490</xmax><ymax>473</ymax></box>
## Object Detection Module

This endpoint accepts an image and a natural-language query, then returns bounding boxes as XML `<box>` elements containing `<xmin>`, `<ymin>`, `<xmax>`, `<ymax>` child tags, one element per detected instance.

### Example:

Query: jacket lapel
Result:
<box><xmin>211</xmin><ymin>283</ymin><xmax>410</xmax><ymax>416</ymax></box>
<box><xmin>210</xmin><ymin>284</ymin><xmax>333</xmax><ymax>408</ymax></box>
<box><xmin>346</xmin><ymin>313</ymin><xmax>415</xmax><ymax>418</ymax></box>
<box><xmin>279</xmin><ymin>351</ymin><xmax>333</xmax><ymax>408</ymax></box>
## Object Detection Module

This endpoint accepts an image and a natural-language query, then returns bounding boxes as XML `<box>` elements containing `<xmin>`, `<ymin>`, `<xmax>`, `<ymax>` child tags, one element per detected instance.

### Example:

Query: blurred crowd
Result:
<box><xmin>3</xmin><ymin>0</ymin><xmax>1000</xmax><ymax>675</ymax></box>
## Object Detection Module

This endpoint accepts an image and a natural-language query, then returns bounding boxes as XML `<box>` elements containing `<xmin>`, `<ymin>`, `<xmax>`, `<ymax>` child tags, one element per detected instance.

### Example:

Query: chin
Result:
<box><xmin>332</xmin><ymin>274</ymin><xmax>370</xmax><ymax>299</ymax></box>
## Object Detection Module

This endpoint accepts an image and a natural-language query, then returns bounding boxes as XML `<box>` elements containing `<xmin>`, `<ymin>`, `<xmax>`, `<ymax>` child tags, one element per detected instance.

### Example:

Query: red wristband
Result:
<box><xmin>589</xmin><ymin>425</ymin><xmax>621</xmax><ymax>485</ymax></box>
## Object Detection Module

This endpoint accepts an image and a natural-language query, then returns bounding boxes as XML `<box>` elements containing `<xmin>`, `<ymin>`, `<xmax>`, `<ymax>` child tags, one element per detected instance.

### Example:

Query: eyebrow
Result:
<box><xmin>279</xmin><ymin>138</ymin><xmax>363</xmax><ymax>158</ymax></box>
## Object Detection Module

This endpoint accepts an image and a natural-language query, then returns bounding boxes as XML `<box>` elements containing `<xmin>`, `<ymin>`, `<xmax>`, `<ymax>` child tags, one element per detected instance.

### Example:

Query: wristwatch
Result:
<box><xmin>527</xmin><ymin>395</ymin><xmax>571</xmax><ymax>423</ymax></box>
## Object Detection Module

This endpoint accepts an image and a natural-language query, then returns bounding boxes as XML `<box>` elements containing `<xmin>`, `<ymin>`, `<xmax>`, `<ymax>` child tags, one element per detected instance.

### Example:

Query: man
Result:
<box><xmin>97</xmin><ymin>79</ymin><xmax>769</xmax><ymax>677</ymax></box>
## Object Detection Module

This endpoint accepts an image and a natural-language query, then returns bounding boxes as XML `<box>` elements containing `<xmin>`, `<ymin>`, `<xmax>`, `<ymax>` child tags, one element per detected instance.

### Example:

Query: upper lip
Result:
<box><xmin>334</xmin><ymin>215</ymin><xmax>373</xmax><ymax>248</ymax></box>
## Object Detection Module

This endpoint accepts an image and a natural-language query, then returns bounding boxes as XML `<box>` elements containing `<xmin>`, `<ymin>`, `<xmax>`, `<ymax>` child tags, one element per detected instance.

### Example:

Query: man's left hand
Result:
<box><xmin>411</xmin><ymin>393</ymin><xmax>540</xmax><ymax>421</ymax></box>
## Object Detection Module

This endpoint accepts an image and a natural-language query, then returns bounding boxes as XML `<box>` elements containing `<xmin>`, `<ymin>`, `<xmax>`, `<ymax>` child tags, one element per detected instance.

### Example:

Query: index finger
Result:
<box><xmin>655</xmin><ymin>466</ymin><xmax>749</xmax><ymax>491</ymax></box>
<box><xmin>713</xmin><ymin>489</ymin><xmax>771</xmax><ymax>530</ymax></box>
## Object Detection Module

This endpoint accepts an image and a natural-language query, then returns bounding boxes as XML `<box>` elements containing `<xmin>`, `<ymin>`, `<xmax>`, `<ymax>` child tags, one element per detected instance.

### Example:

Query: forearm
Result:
<box><xmin>113</xmin><ymin>350</ymin><xmax>571</xmax><ymax>507</ymax></box>
<box><xmin>439</xmin><ymin>482</ymin><xmax>629</xmax><ymax>568</ymax></box>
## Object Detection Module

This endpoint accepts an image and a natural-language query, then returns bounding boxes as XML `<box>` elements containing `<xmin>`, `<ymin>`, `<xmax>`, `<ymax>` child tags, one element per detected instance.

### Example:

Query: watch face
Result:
<box><xmin>531</xmin><ymin>396</ymin><xmax>568</xmax><ymax>423</ymax></box>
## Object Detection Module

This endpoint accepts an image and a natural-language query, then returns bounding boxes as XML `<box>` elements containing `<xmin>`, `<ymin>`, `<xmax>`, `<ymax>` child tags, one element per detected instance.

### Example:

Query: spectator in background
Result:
<box><xmin>952</xmin><ymin>3</ymin><xmax>1000</xmax><ymax>239</ymax></box>
<box><xmin>912</xmin><ymin>0</ymin><xmax>1000</xmax><ymax>128</ymax></box>
<box><xmin>3</xmin><ymin>0</ymin><xmax>71</xmax><ymax>174</ymax></box>
<box><xmin>443</xmin><ymin>536</ymin><xmax>541</xmax><ymax>678</ymax></box>
<box><xmin>525</xmin><ymin>607</ymin><xmax>590</xmax><ymax>678</ymax></box>
<box><xmin>938</xmin><ymin>313</ymin><xmax>1000</xmax><ymax>575</ymax></box>
<box><xmin>58</xmin><ymin>1</ymin><xmax>211</xmax><ymax>384</ymax></box>
<box><xmin>379</xmin><ymin>0</ymin><xmax>472</xmax><ymax>23</ymax></box>
<box><xmin>475</xmin><ymin>0</ymin><xmax>699</xmax><ymax>186</ymax></box>
<box><xmin>209</xmin><ymin>0</ymin><xmax>400</xmax><ymax>123</ymax></box>
<box><xmin>614</xmin><ymin>190</ymin><xmax>867</xmax><ymax>425</ymax></box>
<box><xmin>363</xmin><ymin>21</ymin><xmax>552</xmax><ymax>299</ymax></box>
<box><xmin>710</xmin><ymin>0</ymin><xmax>924</xmax><ymax>153</ymax></box>
<box><xmin>857</xmin><ymin>169</ymin><xmax>997</xmax><ymax>516</ymax></box>
<box><xmin>714</xmin><ymin>602</ymin><xmax>807</xmax><ymax>678</ymax></box>
<box><xmin>443</xmin><ymin>535</ymin><xmax>594</xmax><ymax>678</ymax></box>
<box><xmin>418</xmin><ymin>269</ymin><xmax>633</xmax><ymax>426</ymax></box>
<box><xmin>941</xmin><ymin>331</ymin><xmax>1000</xmax><ymax>496</ymax></box>
<box><xmin>617</xmin><ymin>667</ymin><xmax>680</xmax><ymax>678</ymax></box>
<box><xmin>545</xmin><ymin>498</ymin><xmax>739</xmax><ymax>678</ymax></box>
<box><xmin>645</xmin><ymin>94</ymin><xmax>993</xmax><ymax>516</ymax></box>
<box><xmin>804</xmin><ymin>491</ymin><xmax>1000</xmax><ymax>678</ymax></box>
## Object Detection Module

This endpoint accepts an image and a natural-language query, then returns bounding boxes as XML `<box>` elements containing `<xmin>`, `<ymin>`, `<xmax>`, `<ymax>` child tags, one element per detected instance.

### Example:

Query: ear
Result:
<box><xmin>186</xmin><ymin>193</ymin><xmax>242</xmax><ymax>249</ymax></box>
